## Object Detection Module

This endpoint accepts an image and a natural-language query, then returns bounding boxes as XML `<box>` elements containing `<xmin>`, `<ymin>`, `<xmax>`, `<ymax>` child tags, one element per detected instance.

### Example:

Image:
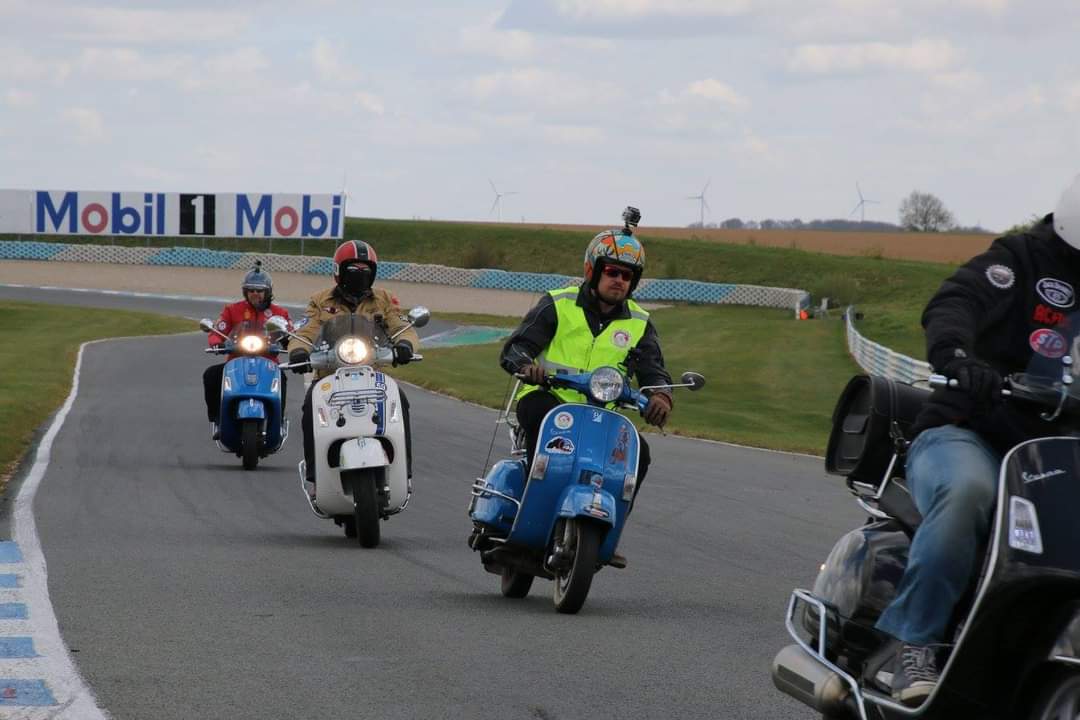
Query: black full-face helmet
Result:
<box><xmin>242</xmin><ymin>260</ymin><xmax>273</xmax><ymax>311</ymax></box>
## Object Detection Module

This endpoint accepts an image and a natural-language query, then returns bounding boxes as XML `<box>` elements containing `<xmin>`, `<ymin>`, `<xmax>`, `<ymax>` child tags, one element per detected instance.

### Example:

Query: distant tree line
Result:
<box><xmin>687</xmin><ymin>190</ymin><xmax>994</xmax><ymax>234</ymax></box>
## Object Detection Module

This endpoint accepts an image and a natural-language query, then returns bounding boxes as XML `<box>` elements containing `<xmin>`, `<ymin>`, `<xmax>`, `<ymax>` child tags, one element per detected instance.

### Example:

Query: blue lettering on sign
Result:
<box><xmin>35</xmin><ymin>191</ymin><xmax>77</xmax><ymax>232</ymax></box>
<box><xmin>111</xmin><ymin>193</ymin><xmax>141</xmax><ymax>234</ymax></box>
<box><xmin>302</xmin><ymin>195</ymin><xmax>327</xmax><ymax>236</ymax></box>
<box><xmin>237</xmin><ymin>194</ymin><xmax>273</xmax><ymax>236</ymax></box>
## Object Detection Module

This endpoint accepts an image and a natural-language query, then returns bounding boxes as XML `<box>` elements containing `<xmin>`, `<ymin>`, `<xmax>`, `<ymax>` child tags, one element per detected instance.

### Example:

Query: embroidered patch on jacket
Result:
<box><xmin>1036</xmin><ymin>278</ymin><xmax>1076</xmax><ymax>309</ymax></box>
<box><xmin>1030</xmin><ymin>328</ymin><xmax>1068</xmax><ymax>358</ymax></box>
<box><xmin>985</xmin><ymin>264</ymin><xmax>1015</xmax><ymax>289</ymax></box>
<box><xmin>612</xmin><ymin>329</ymin><xmax>631</xmax><ymax>348</ymax></box>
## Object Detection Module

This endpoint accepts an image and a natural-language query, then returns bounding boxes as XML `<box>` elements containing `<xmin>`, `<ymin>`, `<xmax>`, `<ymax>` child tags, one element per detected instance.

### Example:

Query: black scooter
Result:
<box><xmin>772</xmin><ymin>359</ymin><xmax>1080</xmax><ymax>719</ymax></box>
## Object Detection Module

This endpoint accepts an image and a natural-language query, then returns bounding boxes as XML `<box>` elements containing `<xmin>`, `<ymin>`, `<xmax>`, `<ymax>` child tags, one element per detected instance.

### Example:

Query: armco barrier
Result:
<box><xmin>0</xmin><ymin>242</ymin><xmax>811</xmax><ymax>315</ymax></box>
<box><xmin>845</xmin><ymin>306</ymin><xmax>931</xmax><ymax>384</ymax></box>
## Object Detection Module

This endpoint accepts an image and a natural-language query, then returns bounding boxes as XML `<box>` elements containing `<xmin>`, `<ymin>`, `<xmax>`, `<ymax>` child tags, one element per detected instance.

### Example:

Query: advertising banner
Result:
<box><xmin>0</xmin><ymin>189</ymin><xmax>345</xmax><ymax>240</ymax></box>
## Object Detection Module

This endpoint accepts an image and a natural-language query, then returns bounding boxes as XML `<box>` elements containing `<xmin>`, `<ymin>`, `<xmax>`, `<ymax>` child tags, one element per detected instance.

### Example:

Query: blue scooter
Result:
<box><xmin>199</xmin><ymin>318</ymin><xmax>288</xmax><ymax>470</ymax></box>
<box><xmin>468</xmin><ymin>365</ymin><xmax>705</xmax><ymax>613</ymax></box>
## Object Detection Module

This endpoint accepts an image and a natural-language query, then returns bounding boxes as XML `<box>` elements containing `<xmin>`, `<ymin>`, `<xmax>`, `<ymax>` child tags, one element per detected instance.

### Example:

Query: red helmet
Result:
<box><xmin>332</xmin><ymin>240</ymin><xmax>378</xmax><ymax>281</ymax></box>
<box><xmin>332</xmin><ymin>240</ymin><xmax>378</xmax><ymax>299</ymax></box>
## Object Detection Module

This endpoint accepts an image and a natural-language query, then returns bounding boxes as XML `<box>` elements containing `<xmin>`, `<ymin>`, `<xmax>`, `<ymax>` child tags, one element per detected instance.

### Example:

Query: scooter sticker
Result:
<box><xmin>591</xmin><ymin>410</ymin><xmax>603</xmax><ymax>423</ymax></box>
<box><xmin>1023</xmin><ymin>468</ymin><xmax>1066</xmax><ymax>484</ymax></box>
<box><xmin>1030</xmin><ymin>328</ymin><xmax>1067</xmax><ymax>358</ymax></box>
<box><xmin>610</xmin><ymin>425</ymin><xmax>630</xmax><ymax>464</ymax></box>
<box><xmin>554</xmin><ymin>412</ymin><xmax>574</xmax><ymax>430</ymax></box>
<box><xmin>320</xmin><ymin>382</ymin><xmax>332</xmax><ymax>392</ymax></box>
<box><xmin>545</xmin><ymin>437</ymin><xmax>575</xmax><ymax>455</ymax></box>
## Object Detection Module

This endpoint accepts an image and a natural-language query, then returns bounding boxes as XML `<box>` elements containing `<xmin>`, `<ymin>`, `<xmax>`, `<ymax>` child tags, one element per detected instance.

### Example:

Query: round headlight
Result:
<box><xmin>589</xmin><ymin>366</ymin><xmax>625</xmax><ymax>403</ymax></box>
<box><xmin>337</xmin><ymin>337</ymin><xmax>369</xmax><ymax>365</ymax></box>
<box><xmin>239</xmin><ymin>335</ymin><xmax>266</xmax><ymax>354</ymax></box>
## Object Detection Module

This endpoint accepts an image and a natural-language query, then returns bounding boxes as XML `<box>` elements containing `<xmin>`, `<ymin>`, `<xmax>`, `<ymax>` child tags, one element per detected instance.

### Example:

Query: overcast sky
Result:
<box><xmin>2</xmin><ymin>0</ymin><xmax>1079</xmax><ymax>232</ymax></box>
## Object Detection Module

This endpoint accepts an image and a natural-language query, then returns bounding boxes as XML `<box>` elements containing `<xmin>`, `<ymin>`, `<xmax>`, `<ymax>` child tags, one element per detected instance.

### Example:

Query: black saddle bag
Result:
<box><xmin>825</xmin><ymin>375</ymin><xmax>930</xmax><ymax>486</ymax></box>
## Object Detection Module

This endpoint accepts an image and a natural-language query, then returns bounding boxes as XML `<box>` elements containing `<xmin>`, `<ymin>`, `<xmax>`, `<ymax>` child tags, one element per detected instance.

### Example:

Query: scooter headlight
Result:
<box><xmin>589</xmin><ymin>366</ymin><xmax>624</xmax><ymax>403</ymax></box>
<box><xmin>336</xmin><ymin>337</ymin><xmax>369</xmax><ymax>365</ymax></box>
<box><xmin>238</xmin><ymin>335</ymin><xmax>266</xmax><ymax>354</ymax></box>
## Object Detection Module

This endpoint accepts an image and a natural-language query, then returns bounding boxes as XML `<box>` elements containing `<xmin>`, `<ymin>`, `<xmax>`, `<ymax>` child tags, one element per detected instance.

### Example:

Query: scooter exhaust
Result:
<box><xmin>771</xmin><ymin>644</ymin><xmax>850</xmax><ymax>715</ymax></box>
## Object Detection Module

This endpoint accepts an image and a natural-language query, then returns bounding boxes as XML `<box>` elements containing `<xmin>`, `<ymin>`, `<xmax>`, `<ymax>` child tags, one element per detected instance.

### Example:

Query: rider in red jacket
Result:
<box><xmin>202</xmin><ymin>262</ymin><xmax>291</xmax><ymax>438</ymax></box>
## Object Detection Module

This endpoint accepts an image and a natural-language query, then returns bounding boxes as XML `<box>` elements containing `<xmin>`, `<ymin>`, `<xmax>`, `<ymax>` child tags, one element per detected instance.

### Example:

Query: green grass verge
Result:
<box><xmin>395</xmin><ymin>304</ymin><xmax>860</xmax><ymax>455</ymax></box>
<box><xmin>0</xmin><ymin>302</ymin><xmax>190</xmax><ymax>479</ymax></box>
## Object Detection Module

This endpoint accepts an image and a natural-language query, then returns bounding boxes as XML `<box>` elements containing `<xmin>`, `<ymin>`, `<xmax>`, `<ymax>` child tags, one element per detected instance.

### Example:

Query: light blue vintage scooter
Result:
<box><xmin>468</xmin><ymin>365</ymin><xmax>705</xmax><ymax>613</ymax></box>
<box><xmin>200</xmin><ymin>318</ymin><xmax>288</xmax><ymax>470</ymax></box>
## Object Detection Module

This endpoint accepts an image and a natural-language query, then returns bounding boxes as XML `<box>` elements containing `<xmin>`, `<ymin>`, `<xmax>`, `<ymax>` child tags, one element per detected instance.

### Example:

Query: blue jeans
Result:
<box><xmin>875</xmin><ymin>424</ymin><xmax>999</xmax><ymax>645</ymax></box>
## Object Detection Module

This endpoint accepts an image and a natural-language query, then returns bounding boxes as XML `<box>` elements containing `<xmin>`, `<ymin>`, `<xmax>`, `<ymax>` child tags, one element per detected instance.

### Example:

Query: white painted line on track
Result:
<box><xmin>0</xmin><ymin>283</ymin><xmax>306</xmax><ymax>310</ymax></box>
<box><xmin>13</xmin><ymin>339</ymin><xmax>109</xmax><ymax>719</ymax></box>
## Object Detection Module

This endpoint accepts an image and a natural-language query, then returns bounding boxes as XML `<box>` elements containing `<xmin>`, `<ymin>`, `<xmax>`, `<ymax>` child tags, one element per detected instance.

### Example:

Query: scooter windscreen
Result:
<box><xmin>314</xmin><ymin>314</ymin><xmax>390</xmax><ymax>365</ymax></box>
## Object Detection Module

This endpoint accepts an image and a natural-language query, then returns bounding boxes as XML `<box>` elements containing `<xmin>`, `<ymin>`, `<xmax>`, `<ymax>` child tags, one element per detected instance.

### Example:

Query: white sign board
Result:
<box><xmin>0</xmin><ymin>189</ymin><xmax>345</xmax><ymax>240</ymax></box>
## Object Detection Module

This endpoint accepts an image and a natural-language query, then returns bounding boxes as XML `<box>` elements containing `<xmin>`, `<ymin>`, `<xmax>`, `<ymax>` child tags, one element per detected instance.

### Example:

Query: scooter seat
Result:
<box><xmin>877</xmin><ymin>477</ymin><xmax>923</xmax><ymax>535</ymax></box>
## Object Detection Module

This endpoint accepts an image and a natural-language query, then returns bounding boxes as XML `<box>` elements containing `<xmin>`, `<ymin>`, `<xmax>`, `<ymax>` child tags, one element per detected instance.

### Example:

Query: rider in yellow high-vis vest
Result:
<box><xmin>500</xmin><ymin>209</ymin><xmax>675</xmax><ymax>567</ymax></box>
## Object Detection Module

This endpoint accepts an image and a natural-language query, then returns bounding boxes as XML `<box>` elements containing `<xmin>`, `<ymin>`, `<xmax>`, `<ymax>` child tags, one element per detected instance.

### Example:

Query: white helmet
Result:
<box><xmin>1054</xmin><ymin>174</ymin><xmax>1080</xmax><ymax>250</ymax></box>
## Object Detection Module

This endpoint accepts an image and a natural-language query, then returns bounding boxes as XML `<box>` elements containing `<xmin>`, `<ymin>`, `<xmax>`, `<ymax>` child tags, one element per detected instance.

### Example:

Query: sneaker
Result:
<box><xmin>209</xmin><ymin>421</ymin><xmax>221</xmax><ymax>441</ymax></box>
<box><xmin>890</xmin><ymin>643</ymin><xmax>939</xmax><ymax>706</ymax></box>
<box><xmin>609</xmin><ymin>552</ymin><xmax>628</xmax><ymax>569</ymax></box>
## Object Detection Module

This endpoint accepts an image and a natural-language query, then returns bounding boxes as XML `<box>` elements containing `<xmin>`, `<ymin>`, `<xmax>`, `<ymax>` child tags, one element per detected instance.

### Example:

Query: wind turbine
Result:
<box><xmin>489</xmin><ymin>180</ymin><xmax>518</xmax><ymax>222</ymax></box>
<box><xmin>687</xmin><ymin>179</ymin><xmax>710</xmax><ymax>227</ymax></box>
<box><xmin>849</xmin><ymin>182</ymin><xmax>879</xmax><ymax>223</ymax></box>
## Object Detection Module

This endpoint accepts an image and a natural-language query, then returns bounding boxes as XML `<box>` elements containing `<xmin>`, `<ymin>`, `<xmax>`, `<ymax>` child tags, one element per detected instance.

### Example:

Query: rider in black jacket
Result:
<box><xmin>876</xmin><ymin>178</ymin><xmax>1080</xmax><ymax>706</ymax></box>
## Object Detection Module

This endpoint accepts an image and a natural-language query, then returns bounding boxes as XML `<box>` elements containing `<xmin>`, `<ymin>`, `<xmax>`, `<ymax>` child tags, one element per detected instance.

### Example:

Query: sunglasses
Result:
<box><xmin>601</xmin><ymin>265</ymin><xmax>633</xmax><ymax>281</ymax></box>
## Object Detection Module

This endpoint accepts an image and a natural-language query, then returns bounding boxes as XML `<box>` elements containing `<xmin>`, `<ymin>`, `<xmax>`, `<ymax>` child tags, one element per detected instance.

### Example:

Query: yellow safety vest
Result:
<box><xmin>517</xmin><ymin>286</ymin><xmax>650</xmax><ymax>404</ymax></box>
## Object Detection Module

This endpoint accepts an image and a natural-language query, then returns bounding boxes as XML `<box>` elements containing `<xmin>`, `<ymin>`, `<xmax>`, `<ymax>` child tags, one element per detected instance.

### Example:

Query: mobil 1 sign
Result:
<box><xmin>19</xmin><ymin>190</ymin><xmax>344</xmax><ymax>239</ymax></box>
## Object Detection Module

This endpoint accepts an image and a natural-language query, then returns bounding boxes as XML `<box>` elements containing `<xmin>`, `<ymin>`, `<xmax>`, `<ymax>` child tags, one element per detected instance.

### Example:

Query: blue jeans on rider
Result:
<box><xmin>875</xmin><ymin>424</ymin><xmax>999</xmax><ymax>645</ymax></box>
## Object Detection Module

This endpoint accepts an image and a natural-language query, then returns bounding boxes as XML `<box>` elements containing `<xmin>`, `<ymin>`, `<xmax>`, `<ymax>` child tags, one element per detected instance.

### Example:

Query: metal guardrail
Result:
<box><xmin>844</xmin><ymin>306</ymin><xmax>931</xmax><ymax>384</ymax></box>
<box><xmin>0</xmin><ymin>241</ymin><xmax>812</xmax><ymax>316</ymax></box>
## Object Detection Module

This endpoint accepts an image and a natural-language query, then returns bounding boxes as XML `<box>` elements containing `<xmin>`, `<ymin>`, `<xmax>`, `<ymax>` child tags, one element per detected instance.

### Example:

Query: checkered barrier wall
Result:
<box><xmin>0</xmin><ymin>242</ymin><xmax>811</xmax><ymax>313</ymax></box>
<box><xmin>845</xmin><ymin>306</ymin><xmax>931</xmax><ymax>384</ymax></box>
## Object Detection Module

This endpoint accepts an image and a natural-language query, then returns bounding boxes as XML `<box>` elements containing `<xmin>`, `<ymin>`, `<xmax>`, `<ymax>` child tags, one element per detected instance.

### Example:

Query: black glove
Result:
<box><xmin>392</xmin><ymin>342</ymin><xmax>413</xmax><ymax>366</ymax></box>
<box><xmin>941</xmin><ymin>350</ymin><xmax>1002</xmax><ymax>407</ymax></box>
<box><xmin>288</xmin><ymin>348</ymin><xmax>311</xmax><ymax>375</ymax></box>
<box><xmin>642</xmin><ymin>393</ymin><xmax>672</xmax><ymax>427</ymax></box>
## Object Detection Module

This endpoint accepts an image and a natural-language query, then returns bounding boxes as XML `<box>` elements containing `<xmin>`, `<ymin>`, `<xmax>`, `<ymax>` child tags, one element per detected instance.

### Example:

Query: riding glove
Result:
<box><xmin>517</xmin><ymin>363</ymin><xmax>547</xmax><ymax>386</ymax></box>
<box><xmin>288</xmin><ymin>348</ymin><xmax>311</xmax><ymax>375</ymax></box>
<box><xmin>392</xmin><ymin>342</ymin><xmax>414</xmax><ymax>366</ymax></box>
<box><xmin>643</xmin><ymin>392</ymin><xmax>672</xmax><ymax>427</ymax></box>
<box><xmin>941</xmin><ymin>350</ymin><xmax>1002</xmax><ymax>407</ymax></box>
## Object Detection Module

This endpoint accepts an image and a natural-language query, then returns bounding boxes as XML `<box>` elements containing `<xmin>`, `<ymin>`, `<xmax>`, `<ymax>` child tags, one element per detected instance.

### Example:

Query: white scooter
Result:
<box><xmin>268</xmin><ymin>307</ymin><xmax>428</xmax><ymax>547</ymax></box>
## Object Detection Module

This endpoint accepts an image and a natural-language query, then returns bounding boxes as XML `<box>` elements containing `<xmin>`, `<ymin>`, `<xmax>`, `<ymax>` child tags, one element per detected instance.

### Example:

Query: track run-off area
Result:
<box><xmin>1</xmin><ymin>284</ymin><xmax>863</xmax><ymax>719</ymax></box>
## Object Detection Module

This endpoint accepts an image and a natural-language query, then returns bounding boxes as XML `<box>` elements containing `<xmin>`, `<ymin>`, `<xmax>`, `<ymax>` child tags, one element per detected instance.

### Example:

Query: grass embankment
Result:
<box><xmin>0</xmin><ymin>302</ymin><xmax>190</xmax><ymax>481</ymax></box>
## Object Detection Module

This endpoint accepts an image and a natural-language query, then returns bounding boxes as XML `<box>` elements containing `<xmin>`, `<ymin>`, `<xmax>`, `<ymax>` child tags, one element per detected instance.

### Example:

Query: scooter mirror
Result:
<box><xmin>408</xmin><ymin>306</ymin><xmax>431</xmax><ymax>329</ymax></box>
<box><xmin>681</xmin><ymin>371</ymin><xmax>706</xmax><ymax>391</ymax></box>
<box><xmin>198</xmin><ymin>318</ymin><xmax>215</xmax><ymax>333</ymax></box>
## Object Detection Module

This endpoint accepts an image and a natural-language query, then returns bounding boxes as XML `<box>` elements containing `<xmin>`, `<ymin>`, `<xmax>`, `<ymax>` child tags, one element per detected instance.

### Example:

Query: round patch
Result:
<box><xmin>1030</xmin><ymin>328</ymin><xmax>1068</xmax><ymax>358</ymax></box>
<box><xmin>553</xmin><ymin>412</ymin><xmax>574</xmax><ymax>430</ymax></box>
<box><xmin>217</xmin><ymin>320</ymin><xmax>227</xmax><ymax>331</ymax></box>
<box><xmin>1037</xmin><ymin>278</ymin><xmax>1076</xmax><ymax>309</ymax></box>
<box><xmin>320</xmin><ymin>382</ymin><xmax>332</xmax><ymax>392</ymax></box>
<box><xmin>985</xmin><ymin>264</ymin><xmax>1015</xmax><ymax>289</ymax></box>
<box><xmin>612</xmin><ymin>330</ymin><xmax>631</xmax><ymax>348</ymax></box>
<box><xmin>264</xmin><ymin>309</ymin><xmax>273</xmax><ymax>318</ymax></box>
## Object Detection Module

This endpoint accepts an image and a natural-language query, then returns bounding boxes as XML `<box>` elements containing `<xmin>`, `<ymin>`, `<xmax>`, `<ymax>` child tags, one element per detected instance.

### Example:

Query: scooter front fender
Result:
<box><xmin>557</xmin><ymin>484</ymin><xmax>616</xmax><ymax>526</ymax></box>
<box><xmin>340</xmin><ymin>437</ymin><xmax>390</xmax><ymax>471</ymax></box>
<box><xmin>235</xmin><ymin>398</ymin><xmax>266</xmax><ymax>421</ymax></box>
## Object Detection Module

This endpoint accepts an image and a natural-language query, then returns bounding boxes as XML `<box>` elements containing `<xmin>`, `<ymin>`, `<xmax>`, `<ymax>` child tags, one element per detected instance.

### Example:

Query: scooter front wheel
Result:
<box><xmin>501</xmin><ymin>569</ymin><xmax>534</xmax><ymax>599</ymax></box>
<box><xmin>553</xmin><ymin>519</ymin><xmax>602</xmax><ymax>614</ymax></box>
<box><xmin>1028</xmin><ymin>666</ymin><xmax>1080</xmax><ymax>720</ymax></box>
<box><xmin>345</xmin><ymin>469</ymin><xmax>380</xmax><ymax>548</ymax></box>
<box><xmin>241</xmin><ymin>420</ymin><xmax>260</xmax><ymax>470</ymax></box>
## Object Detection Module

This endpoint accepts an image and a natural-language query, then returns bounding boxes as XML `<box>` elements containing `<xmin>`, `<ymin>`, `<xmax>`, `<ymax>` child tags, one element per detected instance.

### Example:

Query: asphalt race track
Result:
<box><xmin>14</xmin><ymin>293</ymin><xmax>863</xmax><ymax>719</ymax></box>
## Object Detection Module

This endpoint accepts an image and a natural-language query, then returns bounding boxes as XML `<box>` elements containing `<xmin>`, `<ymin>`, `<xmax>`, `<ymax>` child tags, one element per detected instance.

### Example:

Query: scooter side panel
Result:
<box><xmin>471</xmin><ymin>459</ymin><xmax>526</xmax><ymax>533</ymax></box>
<box><xmin>508</xmin><ymin>405</ymin><xmax>637</xmax><ymax>562</ymax></box>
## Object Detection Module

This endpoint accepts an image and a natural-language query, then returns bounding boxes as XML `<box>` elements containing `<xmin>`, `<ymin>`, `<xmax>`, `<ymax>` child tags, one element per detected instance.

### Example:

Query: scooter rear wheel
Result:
<box><xmin>241</xmin><ymin>420</ymin><xmax>260</xmax><ymax>470</ymax></box>
<box><xmin>501</xmin><ymin>569</ymin><xmax>534</xmax><ymax>598</ymax></box>
<box><xmin>553</xmin><ymin>519</ymin><xmax>602</xmax><ymax>614</ymax></box>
